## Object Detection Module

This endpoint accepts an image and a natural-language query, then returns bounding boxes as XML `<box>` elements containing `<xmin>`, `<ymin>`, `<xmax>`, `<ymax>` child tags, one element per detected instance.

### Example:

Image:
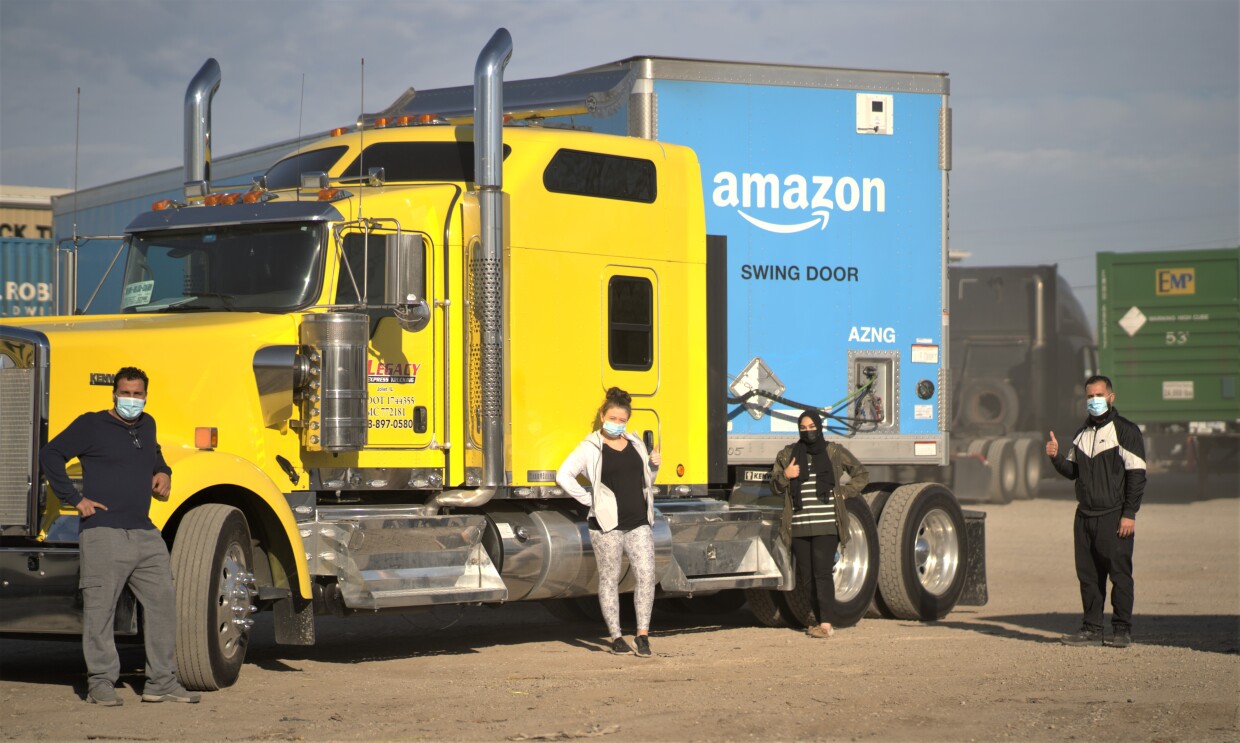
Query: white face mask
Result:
<box><xmin>115</xmin><ymin>396</ymin><xmax>146</xmax><ymax>420</ymax></box>
<box><xmin>602</xmin><ymin>421</ymin><xmax>626</xmax><ymax>437</ymax></box>
<box><xmin>1086</xmin><ymin>396</ymin><xmax>1108</xmax><ymax>417</ymax></box>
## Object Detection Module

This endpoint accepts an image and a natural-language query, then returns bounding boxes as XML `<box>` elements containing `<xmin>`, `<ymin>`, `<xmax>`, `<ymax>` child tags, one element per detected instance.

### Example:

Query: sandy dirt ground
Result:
<box><xmin>2</xmin><ymin>471</ymin><xmax>1237</xmax><ymax>742</ymax></box>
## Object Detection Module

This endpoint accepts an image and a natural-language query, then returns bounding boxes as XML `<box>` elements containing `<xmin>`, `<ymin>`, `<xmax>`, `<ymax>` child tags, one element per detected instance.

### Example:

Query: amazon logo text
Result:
<box><xmin>711</xmin><ymin>171</ymin><xmax>886</xmax><ymax>234</ymax></box>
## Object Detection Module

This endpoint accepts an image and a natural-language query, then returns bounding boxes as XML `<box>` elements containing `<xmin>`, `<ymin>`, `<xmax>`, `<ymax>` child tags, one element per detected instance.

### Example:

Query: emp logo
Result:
<box><xmin>1156</xmin><ymin>268</ymin><xmax>1195</xmax><ymax>296</ymax></box>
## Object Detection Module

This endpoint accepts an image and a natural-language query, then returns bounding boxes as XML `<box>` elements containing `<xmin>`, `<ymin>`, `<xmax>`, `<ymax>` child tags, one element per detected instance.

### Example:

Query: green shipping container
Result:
<box><xmin>1097</xmin><ymin>247</ymin><xmax>1240</xmax><ymax>425</ymax></box>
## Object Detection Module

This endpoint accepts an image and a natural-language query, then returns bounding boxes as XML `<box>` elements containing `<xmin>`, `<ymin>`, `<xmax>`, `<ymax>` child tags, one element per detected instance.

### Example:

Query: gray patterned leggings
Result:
<box><xmin>590</xmin><ymin>524</ymin><xmax>656</xmax><ymax>638</ymax></box>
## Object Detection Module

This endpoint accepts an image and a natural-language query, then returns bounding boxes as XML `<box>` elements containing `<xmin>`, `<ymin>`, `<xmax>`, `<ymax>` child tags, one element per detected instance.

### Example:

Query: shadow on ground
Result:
<box><xmin>937</xmin><ymin>611</ymin><xmax>1240</xmax><ymax>655</ymax></box>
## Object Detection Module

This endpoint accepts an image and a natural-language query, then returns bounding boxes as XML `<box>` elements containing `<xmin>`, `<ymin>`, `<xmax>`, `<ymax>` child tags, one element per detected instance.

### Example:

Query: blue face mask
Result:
<box><xmin>602</xmin><ymin>421</ymin><xmax>626</xmax><ymax>437</ymax></box>
<box><xmin>115</xmin><ymin>397</ymin><xmax>145</xmax><ymax>421</ymax></box>
<box><xmin>1086</xmin><ymin>397</ymin><xmax>1108</xmax><ymax>417</ymax></box>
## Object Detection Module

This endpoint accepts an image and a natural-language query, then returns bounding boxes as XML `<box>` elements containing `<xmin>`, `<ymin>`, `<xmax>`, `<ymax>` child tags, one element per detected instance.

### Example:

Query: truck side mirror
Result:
<box><xmin>386</xmin><ymin>233</ymin><xmax>430</xmax><ymax>332</ymax></box>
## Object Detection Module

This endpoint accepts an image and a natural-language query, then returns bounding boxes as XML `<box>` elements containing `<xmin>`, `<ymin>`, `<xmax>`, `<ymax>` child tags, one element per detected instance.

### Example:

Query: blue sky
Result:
<box><xmin>1</xmin><ymin>0</ymin><xmax>1236</xmax><ymax>321</ymax></box>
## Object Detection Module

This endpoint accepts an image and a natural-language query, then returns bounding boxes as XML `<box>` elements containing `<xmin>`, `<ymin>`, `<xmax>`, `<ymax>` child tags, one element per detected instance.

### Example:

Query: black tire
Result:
<box><xmin>960</xmin><ymin>379</ymin><xmax>1020</xmax><ymax>430</ymax></box>
<box><xmin>984</xmin><ymin>437</ymin><xmax>1018</xmax><ymax>504</ymax></box>
<box><xmin>876</xmin><ymin>483</ymin><xmax>967</xmax><ymax>621</ymax></box>
<box><xmin>171</xmin><ymin>504</ymin><xmax>255</xmax><ymax>691</ymax></box>
<box><xmin>744</xmin><ymin>588</ymin><xmax>789</xmax><ymax>628</ymax></box>
<box><xmin>777</xmin><ymin>497</ymin><xmax>879</xmax><ymax>629</ymax></box>
<box><xmin>862</xmin><ymin>490</ymin><xmax>896</xmax><ymax>619</ymax></box>
<box><xmin>1012</xmin><ymin>436</ymin><xmax>1043</xmax><ymax>499</ymax></box>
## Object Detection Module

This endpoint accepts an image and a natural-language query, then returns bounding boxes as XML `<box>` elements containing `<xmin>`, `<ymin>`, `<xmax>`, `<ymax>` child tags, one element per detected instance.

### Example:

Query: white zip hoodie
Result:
<box><xmin>556</xmin><ymin>430</ymin><xmax>659</xmax><ymax>532</ymax></box>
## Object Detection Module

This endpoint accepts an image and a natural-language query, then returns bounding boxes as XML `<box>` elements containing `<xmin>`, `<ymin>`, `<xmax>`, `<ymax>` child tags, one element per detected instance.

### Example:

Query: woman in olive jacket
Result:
<box><xmin>769</xmin><ymin>409</ymin><xmax>869</xmax><ymax>638</ymax></box>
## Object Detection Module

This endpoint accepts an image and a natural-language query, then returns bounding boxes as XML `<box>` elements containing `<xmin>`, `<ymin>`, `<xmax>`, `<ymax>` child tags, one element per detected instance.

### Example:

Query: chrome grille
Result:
<box><xmin>0</xmin><ymin>366</ymin><xmax>34</xmax><ymax>529</ymax></box>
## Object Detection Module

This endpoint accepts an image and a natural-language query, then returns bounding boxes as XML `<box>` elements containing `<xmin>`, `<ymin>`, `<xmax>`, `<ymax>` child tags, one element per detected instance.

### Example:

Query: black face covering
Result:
<box><xmin>798</xmin><ymin>411</ymin><xmax>827</xmax><ymax>454</ymax></box>
<box><xmin>788</xmin><ymin>409</ymin><xmax>833</xmax><ymax>511</ymax></box>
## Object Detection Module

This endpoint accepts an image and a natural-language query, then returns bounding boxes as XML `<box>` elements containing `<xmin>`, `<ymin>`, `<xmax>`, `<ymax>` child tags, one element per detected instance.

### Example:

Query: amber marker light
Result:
<box><xmin>242</xmin><ymin>190</ymin><xmax>263</xmax><ymax>204</ymax></box>
<box><xmin>375</xmin><ymin>117</ymin><xmax>390</xmax><ymax>128</ymax></box>
<box><xmin>194</xmin><ymin>427</ymin><xmax>218</xmax><ymax>450</ymax></box>
<box><xmin>203</xmin><ymin>194</ymin><xmax>221</xmax><ymax>206</ymax></box>
<box><xmin>396</xmin><ymin>116</ymin><xmax>412</xmax><ymax>126</ymax></box>
<box><xmin>317</xmin><ymin>188</ymin><xmax>340</xmax><ymax>201</ymax></box>
<box><xmin>676</xmin><ymin>464</ymin><xmax>685</xmax><ymax>477</ymax></box>
<box><xmin>330</xmin><ymin>127</ymin><xmax>348</xmax><ymax>137</ymax></box>
<box><xmin>152</xmin><ymin>199</ymin><xmax>173</xmax><ymax>211</ymax></box>
<box><xmin>219</xmin><ymin>192</ymin><xmax>242</xmax><ymax>205</ymax></box>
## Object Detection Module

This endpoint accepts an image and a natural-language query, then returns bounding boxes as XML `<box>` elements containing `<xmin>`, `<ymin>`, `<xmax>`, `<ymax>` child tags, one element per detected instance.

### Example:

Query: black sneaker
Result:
<box><xmin>87</xmin><ymin>686</ymin><xmax>123</xmax><ymax>707</ymax></box>
<box><xmin>634</xmin><ymin>635</ymin><xmax>652</xmax><ymax>657</ymax></box>
<box><xmin>1109</xmin><ymin>629</ymin><xmax>1132</xmax><ymax>648</ymax></box>
<box><xmin>610</xmin><ymin>637</ymin><xmax>633</xmax><ymax>655</ymax></box>
<box><xmin>1060</xmin><ymin>628</ymin><xmax>1103</xmax><ymax>647</ymax></box>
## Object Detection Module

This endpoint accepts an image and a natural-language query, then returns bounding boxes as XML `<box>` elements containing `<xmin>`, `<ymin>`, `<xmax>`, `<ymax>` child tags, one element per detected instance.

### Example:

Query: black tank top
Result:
<box><xmin>598</xmin><ymin>442</ymin><xmax>648</xmax><ymax>530</ymax></box>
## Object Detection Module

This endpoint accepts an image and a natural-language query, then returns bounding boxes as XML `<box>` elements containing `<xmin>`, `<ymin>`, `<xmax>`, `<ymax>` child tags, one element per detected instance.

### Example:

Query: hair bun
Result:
<box><xmin>605</xmin><ymin>387</ymin><xmax>631</xmax><ymax>407</ymax></box>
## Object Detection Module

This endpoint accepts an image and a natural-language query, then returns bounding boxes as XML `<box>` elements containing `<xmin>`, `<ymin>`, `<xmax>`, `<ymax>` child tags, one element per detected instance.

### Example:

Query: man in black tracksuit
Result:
<box><xmin>1046</xmin><ymin>374</ymin><xmax>1146</xmax><ymax>648</ymax></box>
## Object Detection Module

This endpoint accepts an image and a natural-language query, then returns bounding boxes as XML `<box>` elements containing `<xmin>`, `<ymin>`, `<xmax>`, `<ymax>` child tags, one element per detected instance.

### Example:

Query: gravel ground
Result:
<box><xmin>2</xmin><ymin>471</ymin><xmax>1237</xmax><ymax>742</ymax></box>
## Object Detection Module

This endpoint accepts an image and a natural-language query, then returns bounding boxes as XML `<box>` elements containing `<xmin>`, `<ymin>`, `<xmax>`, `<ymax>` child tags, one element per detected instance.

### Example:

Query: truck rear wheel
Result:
<box><xmin>744</xmin><ymin>587</ymin><xmax>789</xmax><ymax>628</ymax></box>
<box><xmin>876</xmin><ymin>483</ymin><xmax>967</xmax><ymax>621</ymax></box>
<box><xmin>171</xmin><ymin>504</ymin><xmax>255</xmax><ymax>691</ymax></box>
<box><xmin>1012</xmin><ymin>436</ymin><xmax>1043</xmax><ymax>499</ymax></box>
<box><xmin>777</xmin><ymin>497</ymin><xmax>880</xmax><ymax>629</ymax></box>
<box><xmin>984</xmin><ymin>437</ymin><xmax>1018</xmax><ymax>504</ymax></box>
<box><xmin>862</xmin><ymin>490</ymin><xmax>896</xmax><ymax>619</ymax></box>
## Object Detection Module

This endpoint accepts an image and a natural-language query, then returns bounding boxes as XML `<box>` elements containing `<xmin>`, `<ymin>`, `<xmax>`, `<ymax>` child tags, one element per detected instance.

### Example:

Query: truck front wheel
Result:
<box><xmin>171</xmin><ymin>504</ymin><xmax>256</xmax><ymax>691</ymax></box>
<box><xmin>876</xmin><ymin>483</ymin><xmax>967</xmax><ymax>621</ymax></box>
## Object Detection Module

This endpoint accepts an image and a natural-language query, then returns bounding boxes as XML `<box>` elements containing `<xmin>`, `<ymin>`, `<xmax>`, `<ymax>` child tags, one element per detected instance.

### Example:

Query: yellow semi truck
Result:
<box><xmin>2</xmin><ymin>29</ymin><xmax>984</xmax><ymax>691</ymax></box>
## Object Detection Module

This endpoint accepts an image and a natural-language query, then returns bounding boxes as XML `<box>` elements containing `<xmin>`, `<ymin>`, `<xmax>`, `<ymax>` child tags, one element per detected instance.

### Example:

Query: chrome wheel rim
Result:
<box><xmin>834</xmin><ymin>516</ymin><xmax>870</xmax><ymax>602</ymax></box>
<box><xmin>216</xmin><ymin>545</ymin><xmax>255</xmax><ymax>659</ymax></box>
<box><xmin>914</xmin><ymin>508</ymin><xmax>959</xmax><ymax>596</ymax></box>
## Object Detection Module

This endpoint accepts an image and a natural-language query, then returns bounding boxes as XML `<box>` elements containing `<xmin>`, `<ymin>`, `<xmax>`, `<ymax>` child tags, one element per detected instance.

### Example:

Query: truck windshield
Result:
<box><xmin>120</xmin><ymin>223</ymin><xmax>325</xmax><ymax>312</ymax></box>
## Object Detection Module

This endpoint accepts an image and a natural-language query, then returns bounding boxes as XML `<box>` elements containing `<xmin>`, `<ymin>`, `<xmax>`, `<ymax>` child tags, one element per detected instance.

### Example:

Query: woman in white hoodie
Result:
<box><xmin>556</xmin><ymin>387</ymin><xmax>661</xmax><ymax>656</ymax></box>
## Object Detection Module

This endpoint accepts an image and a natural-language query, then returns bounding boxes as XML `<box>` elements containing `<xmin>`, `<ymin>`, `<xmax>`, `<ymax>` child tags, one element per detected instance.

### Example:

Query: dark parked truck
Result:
<box><xmin>944</xmin><ymin>265</ymin><xmax>1097</xmax><ymax>502</ymax></box>
<box><xmin>1097</xmin><ymin>248</ymin><xmax>1240</xmax><ymax>477</ymax></box>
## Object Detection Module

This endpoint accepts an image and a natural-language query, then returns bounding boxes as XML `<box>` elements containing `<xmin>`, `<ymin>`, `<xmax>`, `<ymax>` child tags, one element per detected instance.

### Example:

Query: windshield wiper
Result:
<box><xmin>162</xmin><ymin>291</ymin><xmax>237</xmax><ymax>312</ymax></box>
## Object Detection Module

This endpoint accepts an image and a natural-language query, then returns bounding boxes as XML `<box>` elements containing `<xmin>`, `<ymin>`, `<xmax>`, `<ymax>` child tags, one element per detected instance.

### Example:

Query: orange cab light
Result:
<box><xmin>502</xmin><ymin>114</ymin><xmax>514</xmax><ymax>124</ymax></box>
<box><xmin>242</xmin><ymin>190</ymin><xmax>263</xmax><ymax>204</ymax></box>
<box><xmin>375</xmin><ymin>117</ymin><xmax>390</xmax><ymax>128</ymax></box>
<box><xmin>676</xmin><ymin>464</ymin><xmax>685</xmax><ymax>477</ymax></box>
<box><xmin>317</xmin><ymin>188</ymin><xmax>340</xmax><ymax>201</ymax></box>
<box><xmin>152</xmin><ymin>199</ymin><xmax>174</xmax><ymax>211</ymax></box>
<box><xmin>417</xmin><ymin>113</ymin><xmax>434</xmax><ymax>124</ymax></box>
<box><xmin>330</xmin><ymin>127</ymin><xmax>349</xmax><ymax>137</ymax></box>
<box><xmin>203</xmin><ymin>193</ymin><xmax>222</xmax><ymax>206</ymax></box>
<box><xmin>219</xmin><ymin>192</ymin><xmax>242</xmax><ymax>205</ymax></box>
<box><xmin>194</xmin><ymin>427</ymin><xmax>218</xmax><ymax>450</ymax></box>
<box><xmin>396</xmin><ymin>116</ymin><xmax>412</xmax><ymax>126</ymax></box>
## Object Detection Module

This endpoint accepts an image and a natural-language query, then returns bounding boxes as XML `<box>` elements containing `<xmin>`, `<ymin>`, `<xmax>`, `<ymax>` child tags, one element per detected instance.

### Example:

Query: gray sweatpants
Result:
<box><xmin>590</xmin><ymin>525</ymin><xmax>656</xmax><ymax>638</ymax></box>
<box><xmin>79</xmin><ymin>527</ymin><xmax>181</xmax><ymax>695</ymax></box>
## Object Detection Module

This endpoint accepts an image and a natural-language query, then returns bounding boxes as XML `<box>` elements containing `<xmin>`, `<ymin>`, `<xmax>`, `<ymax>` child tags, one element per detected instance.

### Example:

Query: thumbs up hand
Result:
<box><xmin>649</xmin><ymin>446</ymin><xmax>662</xmax><ymax>468</ymax></box>
<box><xmin>1046</xmin><ymin>431</ymin><xmax>1059</xmax><ymax>458</ymax></box>
<box><xmin>784</xmin><ymin>454</ymin><xmax>801</xmax><ymax>480</ymax></box>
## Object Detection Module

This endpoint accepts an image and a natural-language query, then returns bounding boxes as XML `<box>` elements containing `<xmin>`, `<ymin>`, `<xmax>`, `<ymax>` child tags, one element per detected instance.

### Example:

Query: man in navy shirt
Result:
<box><xmin>41</xmin><ymin>367</ymin><xmax>200</xmax><ymax>705</ymax></box>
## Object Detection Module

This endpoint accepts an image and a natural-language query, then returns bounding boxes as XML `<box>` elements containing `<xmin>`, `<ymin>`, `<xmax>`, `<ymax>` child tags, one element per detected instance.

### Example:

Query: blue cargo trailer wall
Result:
<box><xmin>0</xmin><ymin>238</ymin><xmax>55</xmax><ymax>317</ymax></box>
<box><xmin>535</xmin><ymin>58</ymin><xmax>952</xmax><ymax>467</ymax></box>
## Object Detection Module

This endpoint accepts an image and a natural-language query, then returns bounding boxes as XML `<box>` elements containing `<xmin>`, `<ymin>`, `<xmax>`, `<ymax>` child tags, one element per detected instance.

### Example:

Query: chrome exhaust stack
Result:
<box><xmin>183</xmin><ymin>58</ymin><xmax>221</xmax><ymax>200</ymax></box>
<box><xmin>473</xmin><ymin>29</ymin><xmax>512</xmax><ymax>491</ymax></box>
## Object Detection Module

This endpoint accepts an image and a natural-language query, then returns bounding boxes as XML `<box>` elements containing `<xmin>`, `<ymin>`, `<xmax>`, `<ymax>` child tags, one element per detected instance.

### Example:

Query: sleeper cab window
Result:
<box><xmin>608</xmin><ymin>276</ymin><xmax>653</xmax><ymax>371</ymax></box>
<box><xmin>543</xmin><ymin>149</ymin><xmax>657</xmax><ymax>203</ymax></box>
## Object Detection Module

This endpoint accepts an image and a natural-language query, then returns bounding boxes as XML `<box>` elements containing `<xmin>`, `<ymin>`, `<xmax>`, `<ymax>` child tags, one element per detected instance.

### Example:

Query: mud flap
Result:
<box><xmin>958</xmin><ymin>509</ymin><xmax>988</xmax><ymax>606</ymax></box>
